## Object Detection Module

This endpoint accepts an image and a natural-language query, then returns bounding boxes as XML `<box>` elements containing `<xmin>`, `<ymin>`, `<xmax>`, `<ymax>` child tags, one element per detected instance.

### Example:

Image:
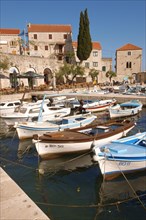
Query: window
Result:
<box><xmin>10</xmin><ymin>41</ymin><xmax>17</xmax><ymax>47</ymax></box>
<box><xmin>93</xmin><ymin>62</ymin><xmax>98</xmax><ymax>67</ymax></box>
<box><xmin>102</xmin><ymin>66</ymin><xmax>106</xmax><ymax>71</ymax></box>
<box><xmin>34</xmin><ymin>34</ymin><xmax>37</xmax><ymax>39</ymax></box>
<box><xmin>126</xmin><ymin>62</ymin><xmax>132</xmax><ymax>68</ymax></box>
<box><xmin>127</xmin><ymin>51</ymin><xmax>131</xmax><ymax>55</ymax></box>
<box><xmin>45</xmin><ymin>46</ymin><xmax>48</xmax><ymax>50</ymax></box>
<box><xmin>34</xmin><ymin>45</ymin><xmax>38</xmax><ymax>50</ymax></box>
<box><xmin>49</xmin><ymin>34</ymin><xmax>52</xmax><ymax>39</ymax></box>
<box><xmin>93</xmin><ymin>51</ymin><xmax>98</xmax><ymax>57</ymax></box>
<box><xmin>85</xmin><ymin>62</ymin><xmax>90</xmax><ymax>68</ymax></box>
<box><xmin>64</xmin><ymin>34</ymin><xmax>67</xmax><ymax>39</ymax></box>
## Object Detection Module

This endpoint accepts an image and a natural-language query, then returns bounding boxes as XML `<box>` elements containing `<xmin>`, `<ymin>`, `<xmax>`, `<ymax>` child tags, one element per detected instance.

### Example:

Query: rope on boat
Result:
<box><xmin>103</xmin><ymin>151</ymin><xmax>146</xmax><ymax>211</ymax></box>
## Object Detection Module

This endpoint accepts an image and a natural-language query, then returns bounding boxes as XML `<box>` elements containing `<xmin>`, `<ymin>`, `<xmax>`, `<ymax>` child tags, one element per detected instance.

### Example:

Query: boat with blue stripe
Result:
<box><xmin>93</xmin><ymin>132</ymin><xmax>146</xmax><ymax>180</ymax></box>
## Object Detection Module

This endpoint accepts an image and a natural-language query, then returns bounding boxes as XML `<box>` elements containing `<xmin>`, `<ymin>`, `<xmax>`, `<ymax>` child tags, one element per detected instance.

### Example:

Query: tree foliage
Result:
<box><xmin>77</xmin><ymin>8</ymin><xmax>92</xmax><ymax>62</ymax></box>
<box><xmin>0</xmin><ymin>57</ymin><xmax>9</xmax><ymax>71</ymax></box>
<box><xmin>106</xmin><ymin>70</ymin><xmax>117</xmax><ymax>83</ymax></box>
<box><xmin>56</xmin><ymin>63</ymin><xmax>84</xmax><ymax>85</ymax></box>
<box><xmin>89</xmin><ymin>69</ymin><xmax>99</xmax><ymax>82</ymax></box>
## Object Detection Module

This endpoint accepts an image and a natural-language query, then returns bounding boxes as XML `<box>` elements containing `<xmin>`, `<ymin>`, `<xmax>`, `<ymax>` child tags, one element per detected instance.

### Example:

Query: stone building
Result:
<box><xmin>135</xmin><ymin>71</ymin><xmax>146</xmax><ymax>84</ymax></box>
<box><xmin>0</xmin><ymin>26</ymin><xmax>144</xmax><ymax>89</ymax></box>
<box><xmin>72</xmin><ymin>41</ymin><xmax>112</xmax><ymax>83</ymax></box>
<box><xmin>115</xmin><ymin>43</ymin><xmax>142</xmax><ymax>82</ymax></box>
<box><xmin>27</xmin><ymin>23</ymin><xmax>72</xmax><ymax>61</ymax></box>
<box><xmin>0</xmin><ymin>29</ymin><xmax>21</xmax><ymax>55</ymax></box>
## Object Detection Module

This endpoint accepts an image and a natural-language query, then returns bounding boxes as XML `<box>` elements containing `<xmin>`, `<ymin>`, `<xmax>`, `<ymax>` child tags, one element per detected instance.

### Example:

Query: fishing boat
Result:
<box><xmin>1</xmin><ymin>102</ymin><xmax>71</xmax><ymax>126</ymax></box>
<box><xmin>0</xmin><ymin>100</ymin><xmax>22</xmax><ymax>115</ymax></box>
<box><xmin>92</xmin><ymin>132</ymin><xmax>146</xmax><ymax>180</ymax></box>
<box><xmin>70</xmin><ymin>98</ymin><xmax>116</xmax><ymax>112</ymax></box>
<box><xmin>108</xmin><ymin>100</ymin><xmax>143</xmax><ymax>118</ymax></box>
<box><xmin>14</xmin><ymin>112</ymin><xmax>97</xmax><ymax>140</ymax></box>
<box><xmin>32</xmin><ymin>119</ymin><xmax>135</xmax><ymax>159</ymax></box>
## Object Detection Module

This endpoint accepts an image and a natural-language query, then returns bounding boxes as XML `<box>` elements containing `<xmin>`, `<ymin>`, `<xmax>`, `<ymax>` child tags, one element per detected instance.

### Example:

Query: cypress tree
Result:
<box><xmin>77</xmin><ymin>11</ymin><xmax>84</xmax><ymax>61</ymax></box>
<box><xmin>77</xmin><ymin>9</ymin><xmax>92</xmax><ymax>62</ymax></box>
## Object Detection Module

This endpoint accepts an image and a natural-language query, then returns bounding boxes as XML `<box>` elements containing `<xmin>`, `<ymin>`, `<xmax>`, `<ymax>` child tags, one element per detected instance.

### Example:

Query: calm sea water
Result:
<box><xmin>0</xmin><ymin>109</ymin><xmax>146</xmax><ymax>220</ymax></box>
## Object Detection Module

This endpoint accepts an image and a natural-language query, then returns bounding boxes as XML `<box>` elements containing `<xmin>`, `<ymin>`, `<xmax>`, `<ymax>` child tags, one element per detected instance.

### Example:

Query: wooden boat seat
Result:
<box><xmin>40</xmin><ymin>130</ymin><xmax>90</xmax><ymax>141</ymax></box>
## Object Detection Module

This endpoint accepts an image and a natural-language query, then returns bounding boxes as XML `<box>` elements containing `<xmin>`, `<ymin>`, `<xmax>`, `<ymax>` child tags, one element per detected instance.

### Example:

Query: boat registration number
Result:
<box><xmin>118</xmin><ymin>162</ymin><xmax>131</xmax><ymax>166</ymax></box>
<box><xmin>49</xmin><ymin>144</ymin><xmax>64</xmax><ymax>148</ymax></box>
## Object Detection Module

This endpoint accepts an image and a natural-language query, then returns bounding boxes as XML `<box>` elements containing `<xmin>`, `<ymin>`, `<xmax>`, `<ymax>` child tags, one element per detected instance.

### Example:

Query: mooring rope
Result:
<box><xmin>103</xmin><ymin>151</ymin><xmax>146</xmax><ymax>210</ymax></box>
<box><xmin>0</xmin><ymin>157</ymin><xmax>35</xmax><ymax>170</ymax></box>
<box><xmin>35</xmin><ymin>193</ymin><xmax>146</xmax><ymax>208</ymax></box>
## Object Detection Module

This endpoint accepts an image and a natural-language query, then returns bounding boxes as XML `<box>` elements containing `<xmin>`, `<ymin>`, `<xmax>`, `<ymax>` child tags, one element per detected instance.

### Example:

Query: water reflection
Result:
<box><xmin>17</xmin><ymin>139</ymin><xmax>35</xmax><ymax>160</ymax></box>
<box><xmin>38</xmin><ymin>153</ymin><xmax>94</xmax><ymax>175</ymax></box>
<box><xmin>36</xmin><ymin>157</ymin><xmax>146</xmax><ymax>220</ymax></box>
<box><xmin>99</xmin><ymin>171</ymin><xmax>146</xmax><ymax>204</ymax></box>
<box><xmin>37</xmin><ymin>155</ymin><xmax>102</xmax><ymax>220</ymax></box>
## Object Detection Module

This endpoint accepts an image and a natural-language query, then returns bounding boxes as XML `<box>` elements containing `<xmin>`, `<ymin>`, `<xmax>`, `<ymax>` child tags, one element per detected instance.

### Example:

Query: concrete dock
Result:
<box><xmin>0</xmin><ymin>168</ymin><xmax>50</xmax><ymax>220</ymax></box>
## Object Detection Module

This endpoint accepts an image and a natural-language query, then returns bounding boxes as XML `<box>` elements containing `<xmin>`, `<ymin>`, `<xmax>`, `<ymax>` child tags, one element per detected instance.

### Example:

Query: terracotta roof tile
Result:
<box><xmin>92</xmin><ymin>42</ymin><xmax>102</xmax><ymax>50</ymax></box>
<box><xmin>72</xmin><ymin>41</ymin><xmax>102</xmax><ymax>50</ymax></box>
<box><xmin>28</xmin><ymin>24</ymin><xmax>72</xmax><ymax>33</ymax></box>
<box><xmin>116</xmin><ymin>43</ymin><xmax>142</xmax><ymax>51</ymax></box>
<box><xmin>0</xmin><ymin>29</ymin><xmax>20</xmax><ymax>35</ymax></box>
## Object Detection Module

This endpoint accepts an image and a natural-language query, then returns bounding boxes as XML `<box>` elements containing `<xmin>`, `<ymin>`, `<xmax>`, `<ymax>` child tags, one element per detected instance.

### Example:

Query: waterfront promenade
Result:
<box><xmin>0</xmin><ymin>168</ymin><xmax>50</xmax><ymax>220</ymax></box>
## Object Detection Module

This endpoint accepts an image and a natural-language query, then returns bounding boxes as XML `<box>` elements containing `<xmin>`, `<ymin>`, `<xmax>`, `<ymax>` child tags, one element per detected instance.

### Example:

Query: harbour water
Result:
<box><xmin>0</xmin><ymin>109</ymin><xmax>146</xmax><ymax>220</ymax></box>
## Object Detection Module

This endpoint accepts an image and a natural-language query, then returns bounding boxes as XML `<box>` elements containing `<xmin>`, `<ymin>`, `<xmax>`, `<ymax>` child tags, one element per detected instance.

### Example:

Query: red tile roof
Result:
<box><xmin>72</xmin><ymin>41</ymin><xmax>102</xmax><ymax>50</ymax></box>
<box><xmin>92</xmin><ymin>42</ymin><xmax>102</xmax><ymax>50</ymax></box>
<box><xmin>0</xmin><ymin>29</ymin><xmax>20</xmax><ymax>35</ymax></box>
<box><xmin>28</xmin><ymin>24</ymin><xmax>72</xmax><ymax>33</ymax></box>
<box><xmin>116</xmin><ymin>43</ymin><xmax>142</xmax><ymax>51</ymax></box>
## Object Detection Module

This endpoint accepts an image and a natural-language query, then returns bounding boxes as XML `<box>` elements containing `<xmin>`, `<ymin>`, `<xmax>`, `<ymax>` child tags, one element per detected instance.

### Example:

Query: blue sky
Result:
<box><xmin>1</xmin><ymin>0</ymin><xmax>146</xmax><ymax>71</ymax></box>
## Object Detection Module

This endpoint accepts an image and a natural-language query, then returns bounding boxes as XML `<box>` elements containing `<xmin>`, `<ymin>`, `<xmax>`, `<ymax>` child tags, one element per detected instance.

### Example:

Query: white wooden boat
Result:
<box><xmin>0</xmin><ymin>98</ymin><xmax>50</xmax><ymax>117</ymax></box>
<box><xmin>69</xmin><ymin>98</ymin><xmax>116</xmax><ymax>113</ymax></box>
<box><xmin>85</xmin><ymin>99</ymin><xmax>116</xmax><ymax>112</ymax></box>
<box><xmin>0</xmin><ymin>100</ymin><xmax>21</xmax><ymax>115</ymax></box>
<box><xmin>1</xmin><ymin>102</ymin><xmax>71</xmax><ymax>126</ymax></box>
<box><xmin>32</xmin><ymin>120</ymin><xmax>135</xmax><ymax>159</ymax></box>
<box><xmin>109</xmin><ymin>100</ymin><xmax>143</xmax><ymax>118</ymax></box>
<box><xmin>14</xmin><ymin>112</ymin><xmax>97</xmax><ymax>140</ymax></box>
<box><xmin>92</xmin><ymin>132</ymin><xmax>146</xmax><ymax>180</ymax></box>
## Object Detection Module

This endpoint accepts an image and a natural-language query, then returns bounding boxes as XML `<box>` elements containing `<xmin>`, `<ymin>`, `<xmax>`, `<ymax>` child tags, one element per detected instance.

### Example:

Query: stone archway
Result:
<box><xmin>26</xmin><ymin>67</ymin><xmax>38</xmax><ymax>88</ymax></box>
<box><xmin>44</xmin><ymin>68</ymin><xmax>53</xmax><ymax>85</ymax></box>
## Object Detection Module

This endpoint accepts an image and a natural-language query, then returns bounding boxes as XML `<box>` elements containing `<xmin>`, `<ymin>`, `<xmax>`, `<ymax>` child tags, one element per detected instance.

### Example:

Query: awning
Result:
<box><xmin>17</xmin><ymin>71</ymin><xmax>44</xmax><ymax>78</ymax></box>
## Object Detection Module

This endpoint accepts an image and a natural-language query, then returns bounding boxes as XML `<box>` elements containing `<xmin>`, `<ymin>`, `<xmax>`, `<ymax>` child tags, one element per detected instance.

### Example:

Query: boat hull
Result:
<box><xmin>109</xmin><ymin>101</ymin><xmax>143</xmax><ymax>118</ymax></box>
<box><xmin>15</xmin><ymin>115</ymin><xmax>97</xmax><ymax>140</ymax></box>
<box><xmin>2</xmin><ymin>108</ymin><xmax>71</xmax><ymax>126</ymax></box>
<box><xmin>97</xmin><ymin>158</ymin><xmax>146</xmax><ymax>180</ymax></box>
<box><xmin>93</xmin><ymin>131</ymin><xmax>146</xmax><ymax>180</ymax></box>
<box><xmin>34</xmin><ymin>125</ymin><xmax>134</xmax><ymax>159</ymax></box>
